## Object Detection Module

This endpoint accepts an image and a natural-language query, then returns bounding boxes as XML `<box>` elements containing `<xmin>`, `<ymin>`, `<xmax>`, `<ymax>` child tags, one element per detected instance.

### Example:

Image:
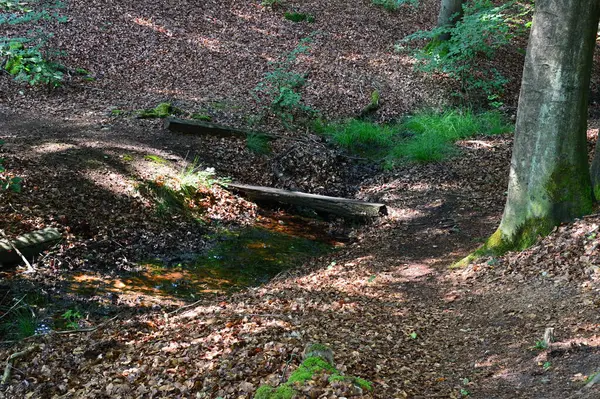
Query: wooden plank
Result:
<box><xmin>0</xmin><ymin>228</ymin><xmax>61</xmax><ymax>266</ymax></box>
<box><xmin>165</xmin><ymin>118</ymin><xmax>275</xmax><ymax>139</ymax></box>
<box><xmin>227</xmin><ymin>183</ymin><xmax>387</xmax><ymax>218</ymax></box>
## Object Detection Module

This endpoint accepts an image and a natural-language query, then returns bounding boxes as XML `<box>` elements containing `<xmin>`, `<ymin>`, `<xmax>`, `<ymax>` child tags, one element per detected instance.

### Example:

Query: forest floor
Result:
<box><xmin>1</xmin><ymin>0</ymin><xmax>600</xmax><ymax>398</ymax></box>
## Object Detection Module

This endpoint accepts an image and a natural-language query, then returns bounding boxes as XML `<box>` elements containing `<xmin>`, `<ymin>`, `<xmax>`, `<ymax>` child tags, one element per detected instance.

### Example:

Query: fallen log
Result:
<box><xmin>0</xmin><ymin>228</ymin><xmax>61</xmax><ymax>266</ymax></box>
<box><xmin>165</xmin><ymin>117</ymin><xmax>277</xmax><ymax>139</ymax></box>
<box><xmin>227</xmin><ymin>183</ymin><xmax>387</xmax><ymax>218</ymax></box>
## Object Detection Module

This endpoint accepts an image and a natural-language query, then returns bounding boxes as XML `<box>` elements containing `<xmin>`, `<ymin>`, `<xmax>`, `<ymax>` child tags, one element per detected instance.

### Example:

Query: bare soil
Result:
<box><xmin>1</xmin><ymin>1</ymin><xmax>600</xmax><ymax>398</ymax></box>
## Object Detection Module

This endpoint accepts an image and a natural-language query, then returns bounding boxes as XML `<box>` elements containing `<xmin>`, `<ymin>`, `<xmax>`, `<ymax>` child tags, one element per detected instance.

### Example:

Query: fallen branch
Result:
<box><xmin>53</xmin><ymin>314</ymin><xmax>120</xmax><ymax>335</ymax></box>
<box><xmin>165</xmin><ymin>118</ymin><xmax>278</xmax><ymax>139</ymax></box>
<box><xmin>0</xmin><ymin>227</ymin><xmax>61</xmax><ymax>268</ymax></box>
<box><xmin>1</xmin><ymin>345</ymin><xmax>39</xmax><ymax>384</ymax></box>
<box><xmin>227</xmin><ymin>183</ymin><xmax>387</xmax><ymax>219</ymax></box>
<box><xmin>0</xmin><ymin>230</ymin><xmax>34</xmax><ymax>273</ymax></box>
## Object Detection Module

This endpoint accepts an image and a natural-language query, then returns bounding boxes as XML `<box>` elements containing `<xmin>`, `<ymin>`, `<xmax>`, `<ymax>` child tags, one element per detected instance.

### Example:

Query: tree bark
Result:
<box><xmin>484</xmin><ymin>0</ymin><xmax>600</xmax><ymax>253</ymax></box>
<box><xmin>590</xmin><ymin>128</ymin><xmax>600</xmax><ymax>200</ymax></box>
<box><xmin>436</xmin><ymin>0</ymin><xmax>464</xmax><ymax>41</ymax></box>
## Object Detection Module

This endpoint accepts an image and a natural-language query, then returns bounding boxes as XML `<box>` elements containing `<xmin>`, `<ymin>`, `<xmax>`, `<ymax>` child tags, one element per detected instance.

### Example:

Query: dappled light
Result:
<box><xmin>1</xmin><ymin>0</ymin><xmax>600</xmax><ymax>398</ymax></box>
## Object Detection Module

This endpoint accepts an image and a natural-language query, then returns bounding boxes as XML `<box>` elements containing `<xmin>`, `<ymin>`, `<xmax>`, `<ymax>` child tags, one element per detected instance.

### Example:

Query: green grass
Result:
<box><xmin>372</xmin><ymin>0</ymin><xmax>418</xmax><ymax>11</ymax></box>
<box><xmin>317</xmin><ymin>108</ymin><xmax>513</xmax><ymax>166</ymax></box>
<box><xmin>284</xmin><ymin>12</ymin><xmax>315</xmax><ymax>23</ymax></box>
<box><xmin>246</xmin><ymin>133</ymin><xmax>272</xmax><ymax>155</ymax></box>
<box><xmin>316</xmin><ymin>119</ymin><xmax>397</xmax><ymax>157</ymax></box>
<box><xmin>137</xmin><ymin>159</ymin><xmax>226</xmax><ymax>218</ymax></box>
<box><xmin>144</xmin><ymin>154</ymin><xmax>169</xmax><ymax>164</ymax></box>
<box><xmin>0</xmin><ymin>305</ymin><xmax>38</xmax><ymax>340</ymax></box>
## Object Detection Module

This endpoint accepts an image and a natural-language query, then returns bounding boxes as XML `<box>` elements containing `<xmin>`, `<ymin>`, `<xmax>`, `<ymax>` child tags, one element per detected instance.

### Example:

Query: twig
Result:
<box><xmin>167</xmin><ymin>299</ymin><xmax>205</xmax><ymax>316</ymax></box>
<box><xmin>0</xmin><ymin>229</ymin><xmax>34</xmax><ymax>273</ymax></box>
<box><xmin>52</xmin><ymin>314</ymin><xmax>120</xmax><ymax>335</ymax></box>
<box><xmin>1</xmin><ymin>345</ymin><xmax>39</xmax><ymax>384</ymax></box>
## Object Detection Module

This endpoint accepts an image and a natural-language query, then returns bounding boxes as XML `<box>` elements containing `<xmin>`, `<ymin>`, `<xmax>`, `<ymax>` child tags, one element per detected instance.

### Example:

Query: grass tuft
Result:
<box><xmin>246</xmin><ymin>134</ymin><xmax>272</xmax><ymax>155</ymax></box>
<box><xmin>318</xmin><ymin>108</ymin><xmax>512</xmax><ymax>166</ymax></box>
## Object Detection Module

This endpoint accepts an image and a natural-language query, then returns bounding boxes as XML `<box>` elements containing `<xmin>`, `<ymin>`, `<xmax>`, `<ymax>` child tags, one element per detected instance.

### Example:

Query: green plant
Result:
<box><xmin>253</xmin><ymin>34</ymin><xmax>317</xmax><ymax>127</ymax></box>
<box><xmin>0</xmin><ymin>1</ymin><xmax>69</xmax><ymax>88</ymax></box>
<box><xmin>1</xmin><ymin>40</ymin><xmax>64</xmax><ymax>87</ymax></box>
<box><xmin>0</xmin><ymin>0</ymin><xmax>31</xmax><ymax>12</ymax></box>
<box><xmin>138</xmin><ymin>160</ymin><xmax>228</xmax><ymax>218</ymax></box>
<box><xmin>246</xmin><ymin>133</ymin><xmax>272</xmax><ymax>155</ymax></box>
<box><xmin>532</xmin><ymin>340</ymin><xmax>548</xmax><ymax>350</ymax></box>
<box><xmin>0</xmin><ymin>140</ymin><xmax>22</xmax><ymax>192</ymax></box>
<box><xmin>399</xmin><ymin>0</ymin><xmax>530</xmax><ymax>105</ymax></box>
<box><xmin>284</xmin><ymin>12</ymin><xmax>315</xmax><ymax>23</ymax></box>
<box><xmin>261</xmin><ymin>0</ymin><xmax>282</xmax><ymax>8</ymax></box>
<box><xmin>0</xmin><ymin>303</ymin><xmax>38</xmax><ymax>339</ymax></box>
<box><xmin>387</xmin><ymin>108</ymin><xmax>512</xmax><ymax>165</ymax></box>
<box><xmin>319</xmin><ymin>119</ymin><xmax>397</xmax><ymax>157</ymax></box>
<box><xmin>61</xmin><ymin>309</ymin><xmax>82</xmax><ymax>330</ymax></box>
<box><xmin>191</xmin><ymin>112</ymin><xmax>212</xmax><ymax>121</ymax></box>
<box><xmin>542</xmin><ymin>361</ymin><xmax>552</xmax><ymax>371</ymax></box>
<box><xmin>138</xmin><ymin>102</ymin><xmax>179</xmax><ymax>118</ymax></box>
<box><xmin>372</xmin><ymin>0</ymin><xmax>418</xmax><ymax>11</ymax></box>
<box><xmin>144</xmin><ymin>154</ymin><xmax>169</xmax><ymax>164</ymax></box>
<box><xmin>318</xmin><ymin>108</ymin><xmax>512</xmax><ymax>166</ymax></box>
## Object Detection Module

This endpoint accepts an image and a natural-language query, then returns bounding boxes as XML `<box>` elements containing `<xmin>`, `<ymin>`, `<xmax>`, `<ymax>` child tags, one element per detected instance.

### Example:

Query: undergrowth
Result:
<box><xmin>398</xmin><ymin>0</ymin><xmax>533</xmax><ymax>106</ymax></box>
<box><xmin>253</xmin><ymin>33</ymin><xmax>318</xmax><ymax>127</ymax></box>
<box><xmin>137</xmin><ymin>159</ymin><xmax>228</xmax><ymax>218</ymax></box>
<box><xmin>0</xmin><ymin>0</ymin><xmax>70</xmax><ymax>88</ymax></box>
<box><xmin>317</xmin><ymin>108</ymin><xmax>512</xmax><ymax>166</ymax></box>
<box><xmin>372</xmin><ymin>0</ymin><xmax>418</xmax><ymax>11</ymax></box>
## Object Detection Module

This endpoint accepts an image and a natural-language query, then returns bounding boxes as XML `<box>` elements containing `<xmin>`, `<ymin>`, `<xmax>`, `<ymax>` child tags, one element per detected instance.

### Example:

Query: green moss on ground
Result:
<box><xmin>138</xmin><ymin>102</ymin><xmax>178</xmax><ymax>119</ymax></box>
<box><xmin>254</xmin><ymin>349</ymin><xmax>372</xmax><ymax>398</ymax></box>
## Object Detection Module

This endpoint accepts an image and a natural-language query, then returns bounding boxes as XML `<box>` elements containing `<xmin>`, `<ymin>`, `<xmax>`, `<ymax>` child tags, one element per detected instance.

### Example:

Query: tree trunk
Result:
<box><xmin>436</xmin><ymin>0</ymin><xmax>464</xmax><ymax>41</ymax></box>
<box><xmin>483</xmin><ymin>0</ymin><xmax>600</xmax><ymax>254</ymax></box>
<box><xmin>590</xmin><ymin>126</ymin><xmax>600</xmax><ymax>200</ymax></box>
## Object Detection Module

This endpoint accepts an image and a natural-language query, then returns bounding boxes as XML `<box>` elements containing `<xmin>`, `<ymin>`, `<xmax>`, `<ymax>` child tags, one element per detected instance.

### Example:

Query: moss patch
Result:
<box><xmin>254</xmin><ymin>350</ymin><xmax>372</xmax><ymax>398</ymax></box>
<box><xmin>138</xmin><ymin>102</ymin><xmax>179</xmax><ymax>119</ymax></box>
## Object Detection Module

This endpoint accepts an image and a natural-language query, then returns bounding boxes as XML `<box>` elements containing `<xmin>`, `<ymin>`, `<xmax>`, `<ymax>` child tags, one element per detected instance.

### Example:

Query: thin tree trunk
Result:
<box><xmin>483</xmin><ymin>0</ymin><xmax>600</xmax><ymax>254</ymax></box>
<box><xmin>590</xmin><ymin>126</ymin><xmax>600</xmax><ymax>200</ymax></box>
<box><xmin>436</xmin><ymin>0</ymin><xmax>464</xmax><ymax>41</ymax></box>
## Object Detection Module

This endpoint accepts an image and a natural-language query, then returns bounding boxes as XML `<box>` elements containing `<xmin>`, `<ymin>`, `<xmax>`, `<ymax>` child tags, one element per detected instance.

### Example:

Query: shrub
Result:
<box><xmin>372</xmin><ymin>0</ymin><xmax>418</xmax><ymax>11</ymax></box>
<box><xmin>1</xmin><ymin>41</ymin><xmax>64</xmax><ymax>87</ymax></box>
<box><xmin>253</xmin><ymin>34</ymin><xmax>317</xmax><ymax>127</ymax></box>
<box><xmin>0</xmin><ymin>0</ymin><xmax>70</xmax><ymax>88</ymax></box>
<box><xmin>399</xmin><ymin>0</ymin><xmax>532</xmax><ymax>105</ymax></box>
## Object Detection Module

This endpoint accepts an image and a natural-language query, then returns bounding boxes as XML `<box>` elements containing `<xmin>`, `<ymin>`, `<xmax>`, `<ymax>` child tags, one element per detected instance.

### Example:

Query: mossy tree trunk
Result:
<box><xmin>436</xmin><ymin>0</ymin><xmax>464</xmax><ymax>41</ymax></box>
<box><xmin>486</xmin><ymin>0</ymin><xmax>600</xmax><ymax>254</ymax></box>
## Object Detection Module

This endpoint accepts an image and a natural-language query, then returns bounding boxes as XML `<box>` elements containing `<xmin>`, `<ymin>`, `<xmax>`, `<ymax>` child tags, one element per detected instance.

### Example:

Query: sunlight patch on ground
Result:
<box><xmin>188</xmin><ymin>35</ymin><xmax>222</xmax><ymax>52</ymax></box>
<box><xmin>31</xmin><ymin>142</ymin><xmax>79</xmax><ymax>154</ymax></box>
<box><xmin>83</xmin><ymin>169</ymin><xmax>137</xmax><ymax>195</ymax></box>
<box><xmin>396</xmin><ymin>263</ymin><xmax>434</xmax><ymax>279</ymax></box>
<box><xmin>130</xmin><ymin>15</ymin><xmax>173</xmax><ymax>37</ymax></box>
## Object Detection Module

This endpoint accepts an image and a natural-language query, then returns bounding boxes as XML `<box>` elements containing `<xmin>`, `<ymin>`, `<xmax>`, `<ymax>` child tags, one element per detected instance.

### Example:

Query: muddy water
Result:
<box><xmin>68</xmin><ymin>212</ymin><xmax>345</xmax><ymax>304</ymax></box>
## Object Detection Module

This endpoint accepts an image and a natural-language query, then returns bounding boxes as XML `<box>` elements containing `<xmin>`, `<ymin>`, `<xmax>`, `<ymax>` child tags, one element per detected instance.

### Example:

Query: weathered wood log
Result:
<box><xmin>165</xmin><ymin>117</ymin><xmax>276</xmax><ymax>139</ymax></box>
<box><xmin>227</xmin><ymin>183</ymin><xmax>387</xmax><ymax>218</ymax></box>
<box><xmin>0</xmin><ymin>228</ymin><xmax>61</xmax><ymax>266</ymax></box>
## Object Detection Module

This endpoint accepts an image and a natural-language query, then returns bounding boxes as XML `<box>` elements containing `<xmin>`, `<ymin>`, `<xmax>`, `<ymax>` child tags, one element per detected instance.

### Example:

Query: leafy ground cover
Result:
<box><xmin>0</xmin><ymin>0</ymin><xmax>599</xmax><ymax>398</ymax></box>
